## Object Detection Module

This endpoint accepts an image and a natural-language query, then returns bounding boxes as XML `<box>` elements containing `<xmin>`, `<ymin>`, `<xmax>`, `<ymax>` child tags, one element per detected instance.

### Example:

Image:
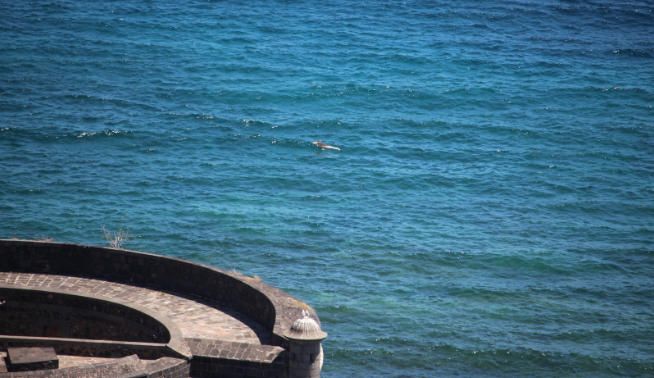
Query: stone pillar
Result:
<box><xmin>285</xmin><ymin>310</ymin><xmax>327</xmax><ymax>378</ymax></box>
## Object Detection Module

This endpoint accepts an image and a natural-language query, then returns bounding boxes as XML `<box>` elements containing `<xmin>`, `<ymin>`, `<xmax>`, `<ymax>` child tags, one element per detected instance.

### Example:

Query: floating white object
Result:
<box><xmin>312</xmin><ymin>141</ymin><xmax>341</xmax><ymax>151</ymax></box>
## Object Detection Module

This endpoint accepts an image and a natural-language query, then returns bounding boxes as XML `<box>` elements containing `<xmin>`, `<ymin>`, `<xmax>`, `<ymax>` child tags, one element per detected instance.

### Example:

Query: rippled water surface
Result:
<box><xmin>1</xmin><ymin>1</ymin><xmax>653</xmax><ymax>376</ymax></box>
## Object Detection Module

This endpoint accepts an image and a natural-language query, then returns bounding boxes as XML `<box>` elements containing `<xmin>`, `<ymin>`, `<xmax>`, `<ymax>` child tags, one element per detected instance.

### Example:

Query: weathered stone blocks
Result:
<box><xmin>6</xmin><ymin>347</ymin><xmax>58</xmax><ymax>372</ymax></box>
<box><xmin>0</xmin><ymin>240</ymin><xmax>326</xmax><ymax>377</ymax></box>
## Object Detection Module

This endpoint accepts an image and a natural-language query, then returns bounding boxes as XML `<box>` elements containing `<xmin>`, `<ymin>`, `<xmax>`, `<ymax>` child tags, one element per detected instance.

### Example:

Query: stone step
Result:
<box><xmin>185</xmin><ymin>338</ymin><xmax>286</xmax><ymax>378</ymax></box>
<box><xmin>141</xmin><ymin>357</ymin><xmax>189</xmax><ymax>377</ymax></box>
<box><xmin>185</xmin><ymin>338</ymin><xmax>284</xmax><ymax>363</ymax></box>
<box><xmin>6</xmin><ymin>347</ymin><xmax>58</xmax><ymax>372</ymax></box>
<box><xmin>0</xmin><ymin>354</ymin><xmax>145</xmax><ymax>377</ymax></box>
<box><xmin>0</xmin><ymin>355</ymin><xmax>7</xmax><ymax>373</ymax></box>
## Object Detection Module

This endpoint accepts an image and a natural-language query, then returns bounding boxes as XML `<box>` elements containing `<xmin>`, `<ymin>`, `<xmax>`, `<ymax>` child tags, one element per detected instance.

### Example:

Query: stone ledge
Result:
<box><xmin>6</xmin><ymin>348</ymin><xmax>58</xmax><ymax>372</ymax></box>
<box><xmin>0</xmin><ymin>286</ymin><xmax>190</xmax><ymax>359</ymax></box>
<box><xmin>0</xmin><ymin>354</ymin><xmax>144</xmax><ymax>378</ymax></box>
<box><xmin>0</xmin><ymin>336</ymin><xmax>173</xmax><ymax>361</ymax></box>
<box><xmin>185</xmin><ymin>338</ymin><xmax>285</xmax><ymax>364</ymax></box>
<box><xmin>142</xmin><ymin>356</ymin><xmax>187</xmax><ymax>375</ymax></box>
<box><xmin>0</xmin><ymin>239</ymin><xmax>320</xmax><ymax>348</ymax></box>
<box><xmin>0</xmin><ymin>272</ymin><xmax>264</xmax><ymax>345</ymax></box>
<box><xmin>0</xmin><ymin>239</ymin><xmax>326</xmax><ymax>377</ymax></box>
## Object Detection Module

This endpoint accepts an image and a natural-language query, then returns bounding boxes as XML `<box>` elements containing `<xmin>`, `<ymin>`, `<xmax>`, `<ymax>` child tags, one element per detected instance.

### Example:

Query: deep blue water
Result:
<box><xmin>1</xmin><ymin>1</ymin><xmax>653</xmax><ymax>376</ymax></box>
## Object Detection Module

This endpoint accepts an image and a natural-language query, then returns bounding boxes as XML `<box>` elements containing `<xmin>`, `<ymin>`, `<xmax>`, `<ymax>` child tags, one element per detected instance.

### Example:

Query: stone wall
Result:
<box><xmin>0</xmin><ymin>288</ymin><xmax>169</xmax><ymax>343</ymax></box>
<box><xmin>0</xmin><ymin>336</ymin><xmax>176</xmax><ymax>360</ymax></box>
<box><xmin>0</xmin><ymin>240</ymin><xmax>317</xmax><ymax>347</ymax></box>
<box><xmin>0</xmin><ymin>355</ymin><xmax>191</xmax><ymax>378</ymax></box>
<box><xmin>0</xmin><ymin>240</ymin><xmax>325</xmax><ymax>377</ymax></box>
<box><xmin>186</xmin><ymin>338</ymin><xmax>287</xmax><ymax>378</ymax></box>
<box><xmin>190</xmin><ymin>356</ymin><xmax>286</xmax><ymax>378</ymax></box>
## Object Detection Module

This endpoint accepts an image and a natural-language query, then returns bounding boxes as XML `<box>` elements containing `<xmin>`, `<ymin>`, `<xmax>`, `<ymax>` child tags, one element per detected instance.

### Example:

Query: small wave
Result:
<box><xmin>545</xmin><ymin>86</ymin><xmax>652</xmax><ymax>98</ymax></box>
<box><xmin>163</xmin><ymin>111</ymin><xmax>231</xmax><ymax>124</ymax></box>
<box><xmin>454</xmin><ymin>252</ymin><xmax>572</xmax><ymax>275</ymax></box>
<box><xmin>240</xmin><ymin>118</ymin><xmax>274</xmax><ymax>128</ymax></box>
<box><xmin>60</xmin><ymin>94</ymin><xmax>161</xmax><ymax>112</ymax></box>
<box><xmin>0</xmin><ymin>126</ymin><xmax>132</xmax><ymax>142</ymax></box>
<box><xmin>269</xmin><ymin>137</ymin><xmax>309</xmax><ymax>149</ymax></box>
<box><xmin>328</xmin><ymin>339</ymin><xmax>652</xmax><ymax>375</ymax></box>
<box><xmin>611</xmin><ymin>48</ymin><xmax>654</xmax><ymax>59</ymax></box>
<box><xmin>75</xmin><ymin>129</ymin><xmax>131</xmax><ymax>139</ymax></box>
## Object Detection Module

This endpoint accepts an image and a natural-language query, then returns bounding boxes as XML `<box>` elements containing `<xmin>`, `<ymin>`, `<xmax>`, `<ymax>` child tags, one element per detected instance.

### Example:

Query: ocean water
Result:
<box><xmin>1</xmin><ymin>1</ymin><xmax>653</xmax><ymax>376</ymax></box>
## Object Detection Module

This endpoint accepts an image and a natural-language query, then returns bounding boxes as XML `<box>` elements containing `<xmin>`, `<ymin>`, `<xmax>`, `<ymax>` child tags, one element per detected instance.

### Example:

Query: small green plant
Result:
<box><xmin>102</xmin><ymin>226</ymin><xmax>128</xmax><ymax>248</ymax></box>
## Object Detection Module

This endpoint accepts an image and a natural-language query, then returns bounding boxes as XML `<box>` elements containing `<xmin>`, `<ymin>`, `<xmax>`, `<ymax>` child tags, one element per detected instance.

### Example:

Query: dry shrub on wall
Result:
<box><xmin>102</xmin><ymin>226</ymin><xmax>129</xmax><ymax>249</ymax></box>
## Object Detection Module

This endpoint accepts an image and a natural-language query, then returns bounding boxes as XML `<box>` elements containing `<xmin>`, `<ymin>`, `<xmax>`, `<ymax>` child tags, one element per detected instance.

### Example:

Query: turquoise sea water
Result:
<box><xmin>1</xmin><ymin>1</ymin><xmax>653</xmax><ymax>376</ymax></box>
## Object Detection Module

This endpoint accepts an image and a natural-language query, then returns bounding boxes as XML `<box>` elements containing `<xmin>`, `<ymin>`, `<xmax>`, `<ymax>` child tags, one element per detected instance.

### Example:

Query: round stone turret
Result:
<box><xmin>285</xmin><ymin>310</ymin><xmax>327</xmax><ymax>378</ymax></box>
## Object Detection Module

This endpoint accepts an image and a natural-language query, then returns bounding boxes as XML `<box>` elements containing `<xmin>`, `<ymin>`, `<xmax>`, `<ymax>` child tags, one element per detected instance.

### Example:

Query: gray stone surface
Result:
<box><xmin>6</xmin><ymin>347</ymin><xmax>58</xmax><ymax>372</ymax></box>
<box><xmin>0</xmin><ymin>240</ymin><xmax>327</xmax><ymax>377</ymax></box>
<box><xmin>0</xmin><ymin>273</ymin><xmax>263</xmax><ymax>344</ymax></box>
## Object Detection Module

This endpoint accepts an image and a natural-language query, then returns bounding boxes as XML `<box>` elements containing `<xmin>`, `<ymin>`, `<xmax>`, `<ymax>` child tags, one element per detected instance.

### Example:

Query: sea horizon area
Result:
<box><xmin>1</xmin><ymin>1</ymin><xmax>653</xmax><ymax>376</ymax></box>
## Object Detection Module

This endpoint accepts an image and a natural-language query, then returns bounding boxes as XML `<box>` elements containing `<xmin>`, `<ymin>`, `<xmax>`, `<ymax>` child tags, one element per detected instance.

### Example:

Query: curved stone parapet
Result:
<box><xmin>0</xmin><ymin>239</ymin><xmax>325</xmax><ymax>377</ymax></box>
<box><xmin>0</xmin><ymin>286</ymin><xmax>190</xmax><ymax>359</ymax></box>
<box><xmin>0</xmin><ymin>239</ymin><xmax>319</xmax><ymax>346</ymax></box>
<box><xmin>0</xmin><ymin>287</ymin><xmax>171</xmax><ymax>343</ymax></box>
